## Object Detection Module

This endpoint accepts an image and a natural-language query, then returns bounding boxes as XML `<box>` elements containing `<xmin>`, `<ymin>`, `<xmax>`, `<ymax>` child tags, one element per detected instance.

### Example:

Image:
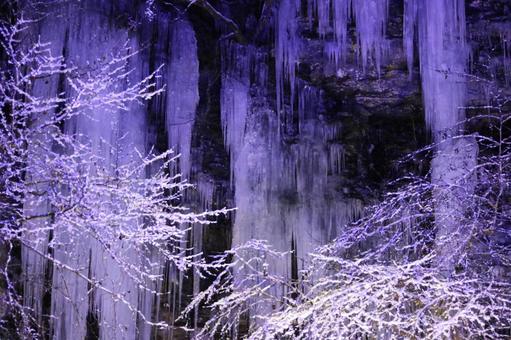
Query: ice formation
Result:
<box><xmin>403</xmin><ymin>0</ymin><xmax>417</xmax><ymax>79</ymax></box>
<box><xmin>21</xmin><ymin>12</ymin><xmax>67</xmax><ymax>331</ymax></box>
<box><xmin>217</xmin><ymin>31</ymin><xmax>364</xmax><ymax>320</ymax></box>
<box><xmin>331</xmin><ymin>0</ymin><xmax>350</xmax><ymax>65</ymax></box>
<box><xmin>161</xmin><ymin>17</ymin><xmax>200</xmax><ymax>322</ymax></box>
<box><xmin>50</xmin><ymin>5</ymin><xmax>143</xmax><ymax>340</ymax></box>
<box><xmin>404</xmin><ymin>0</ymin><xmax>468</xmax><ymax>135</ymax></box>
<box><xmin>227</xmin><ymin>44</ymin><xmax>363</xmax><ymax>303</ymax></box>
<box><xmin>166</xmin><ymin>19</ymin><xmax>200</xmax><ymax>180</ymax></box>
<box><xmin>431</xmin><ymin>136</ymin><xmax>478</xmax><ymax>275</ymax></box>
<box><xmin>404</xmin><ymin>0</ymin><xmax>476</xmax><ymax>275</ymax></box>
<box><xmin>20</xmin><ymin>3</ymin><xmax>201</xmax><ymax>339</ymax></box>
<box><xmin>220</xmin><ymin>42</ymin><xmax>251</xmax><ymax>184</ymax></box>
<box><xmin>276</xmin><ymin>0</ymin><xmax>301</xmax><ymax>123</ymax></box>
<box><xmin>308</xmin><ymin>0</ymin><xmax>389</xmax><ymax>73</ymax></box>
<box><xmin>352</xmin><ymin>0</ymin><xmax>389</xmax><ymax>73</ymax></box>
<box><xmin>17</xmin><ymin>0</ymin><xmax>485</xmax><ymax>336</ymax></box>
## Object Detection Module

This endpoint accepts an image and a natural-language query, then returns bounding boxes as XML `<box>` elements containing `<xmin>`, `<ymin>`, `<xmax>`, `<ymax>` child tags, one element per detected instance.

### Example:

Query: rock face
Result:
<box><xmin>2</xmin><ymin>0</ymin><xmax>510</xmax><ymax>338</ymax></box>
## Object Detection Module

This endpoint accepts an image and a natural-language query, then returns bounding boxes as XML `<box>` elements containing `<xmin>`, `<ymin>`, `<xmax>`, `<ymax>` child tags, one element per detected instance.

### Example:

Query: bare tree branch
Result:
<box><xmin>168</xmin><ymin>0</ymin><xmax>247</xmax><ymax>43</ymax></box>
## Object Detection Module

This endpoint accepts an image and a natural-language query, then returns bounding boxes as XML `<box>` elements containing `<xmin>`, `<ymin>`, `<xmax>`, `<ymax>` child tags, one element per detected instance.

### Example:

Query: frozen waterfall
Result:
<box><xmin>14</xmin><ymin>0</ymin><xmax>492</xmax><ymax>337</ymax></box>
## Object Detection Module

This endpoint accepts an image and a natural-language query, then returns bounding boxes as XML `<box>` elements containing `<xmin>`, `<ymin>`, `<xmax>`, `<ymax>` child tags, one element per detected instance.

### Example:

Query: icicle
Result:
<box><xmin>316</xmin><ymin>0</ymin><xmax>331</xmax><ymax>38</ymax></box>
<box><xmin>403</xmin><ymin>0</ymin><xmax>417</xmax><ymax>78</ymax></box>
<box><xmin>22</xmin><ymin>4</ymin><xmax>199</xmax><ymax>340</ymax></box>
<box><xmin>162</xmin><ymin>18</ymin><xmax>201</xmax><ymax>333</ymax></box>
<box><xmin>308</xmin><ymin>0</ymin><xmax>388</xmax><ymax>72</ymax></box>
<box><xmin>298</xmin><ymin>83</ymin><xmax>322</xmax><ymax>128</ymax></box>
<box><xmin>329</xmin><ymin>143</ymin><xmax>345</xmax><ymax>175</ymax></box>
<box><xmin>46</xmin><ymin>4</ymin><xmax>150</xmax><ymax>339</ymax></box>
<box><xmin>413</xmin><ymin>0</ymin><xmax>474</xmax><ymax>275</ymax></box>
<box><xmin>351</xmin><ymin>0</ymin><xmax>389</xmax><ymax>74</ymax></box>
<box><xmin>231</xmin><ymin>76</ymin><xmax>363</xmax><ymax>320</ymax></box>
<box><xmin>253</xmin><ymin>50</ymin><xmax>269</xmax><ymax>93</ymax></box>
<box><xmin>191</xmin><ymin>176</ymin><xmax>215</xmax><ymax>332</ymax></box>
<box><xmin>308</xmin><ymin>0</ymin><xmax>350</xmax><ymax>67</ymax></box>
<box><xmin>56</xmin><ymin>8</ymin><xmax>143</xmax><ymax>340</ymax></box>
<box><xmin>166</xmin><ymin>18</ymin><xmax>199</xmax><ymax>180</ymax></box>
<box><xmin>417</xmin><ymin>0</ymin><xmax>467</xmax><ymax>136</ymax></box>
<box><xmin>196</xmin><ymin>175</ymin><xmax>215</xmax><ymax>211</ymax></box>
<box><xmin>276</xmin><ymin>0</ymin><xmax>301</xmax><ymax>126</ymax></box>
<box><xmin>331</xmin><ymin>0</ymin><xmax>351</xmax><ymax>66</ymax></box>
<box><xmin>220</xmin><ymin>42</ymin><xmax>251</xmax><ymax>184</ymax></box>
<box><xmin>115</xmin><ymin>35</ymin><xmax>152</xmax><ymax>340</ymax></box>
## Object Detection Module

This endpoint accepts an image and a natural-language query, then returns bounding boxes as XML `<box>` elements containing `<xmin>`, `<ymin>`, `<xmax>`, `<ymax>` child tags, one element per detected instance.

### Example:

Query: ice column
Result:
<box><xmin>308</xmin><ymin>0</ymin><xmax>389</xmax><ymax>72</ymax></box>
<box><xmin>166</xmin><ymin>19</ymin><xmax>200</xmax><ymax>180</ymax></box>
<box><xmin>37</xmin><ymin>3</ymin><xmax>151</xmax><ymax>338</ymax></box>
<box><xmin>331</xmin><ymin>0</ymin><xmax>351</xmax><ymax>66</ymax></box>
<box><xmin>416</xmin><ymin>0</ymin><xmax>468</xmax><ymax>135</ymax></box>
<box><xmin>276</xmin><ymin>0</ymin><xmax>301</xmax><ymax>122</ymax></box>
<box><xmin>403</xmin><ymin>0</ymin><xmax>417</xmax><ymax>79</ymax></box>
<box><xmin>405</xmin><ymin>0</ymin><xmax>476</xmax><ymax>275</ymax></box>
<box><xmin>163</xmin><ymin>17</ymin><xmax>200</xmax><ymax>335</ymax></box>
<box><xmin>431</xmin><ymin>136</ymin><xmax>478</xmax><ymax>275</ymax></box>
<box><xmin>229</xmin><ymin>77</ymin><xmax>363</xmax><ymax>324</ymax></box>
<box><xmin>21</xmin><ymin>11</ymin><xmax>67</xmax><ymax>331</ymax></box>
<box><xmin>220</xmin><ymin>42</ymin><xmax>251</xmax><ymax>183</ymax></box>
<box><xmin>352</xmin><ymin>0</ymin><xmax>389</xmax><ymax>73</ymax></box>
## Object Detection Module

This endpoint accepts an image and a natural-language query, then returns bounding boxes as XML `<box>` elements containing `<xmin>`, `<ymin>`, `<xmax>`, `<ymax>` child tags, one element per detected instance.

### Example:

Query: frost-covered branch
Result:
<box><xmin>0</xmin><ymin>16</ymin><xmax>226</xmax><ymax>338</ymax></box>
<box><xmin>191</xmin><ymin>105</ymin><xmax>511</xmax><ymax>338</ymax></box>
